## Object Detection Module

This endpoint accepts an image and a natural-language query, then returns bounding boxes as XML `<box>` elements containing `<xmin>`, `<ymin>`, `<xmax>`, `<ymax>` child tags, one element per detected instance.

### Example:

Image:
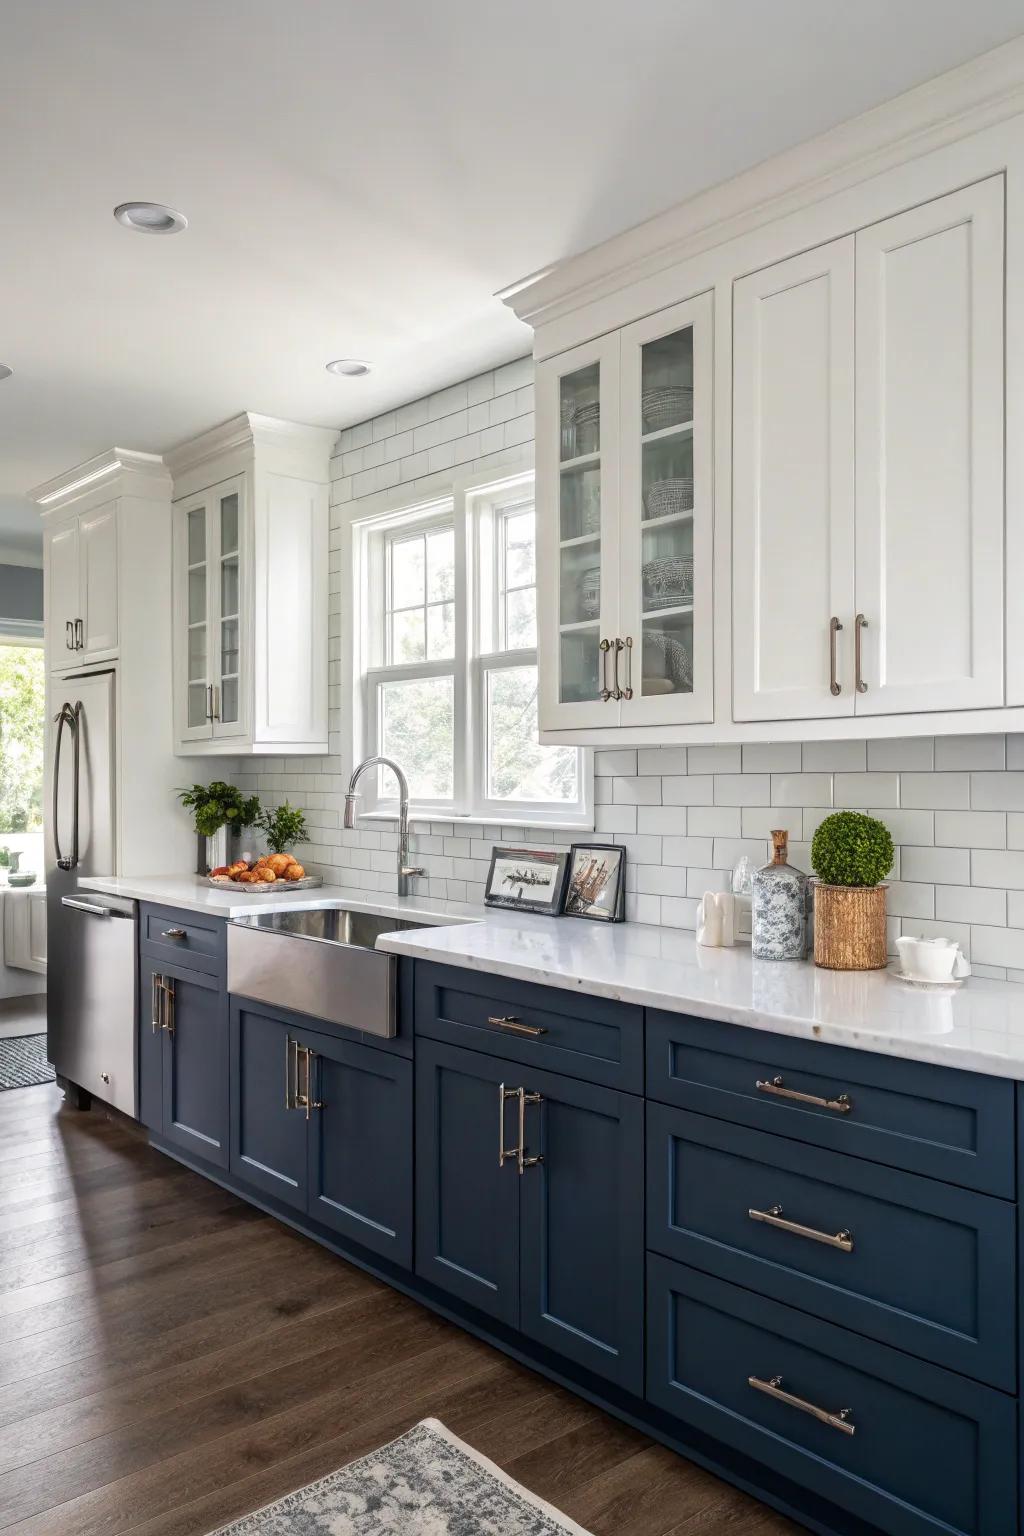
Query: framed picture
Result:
<box><xmin>562</xmin><ymin>843</ymin><xmax>626</xmax><ymax>923</ymax></box>
<box><xmin>484</xmin><ymin>846</ymin><xmax>570</xmax><ymax>915</ymax></box>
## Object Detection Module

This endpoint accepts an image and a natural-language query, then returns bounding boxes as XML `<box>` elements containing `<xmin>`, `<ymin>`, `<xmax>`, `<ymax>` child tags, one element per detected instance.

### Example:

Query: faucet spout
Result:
<box><xmin>344</xmin><ymin>755</ymin><xmax>424</xmax><ymax>897</ymax></box>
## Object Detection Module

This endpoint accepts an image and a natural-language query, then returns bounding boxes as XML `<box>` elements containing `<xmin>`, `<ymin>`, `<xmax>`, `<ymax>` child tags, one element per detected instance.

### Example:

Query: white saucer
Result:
<box><xmin>888</xmin><ymin>963</ymin><xmax>965</xmax><ymax>992</ymax></box>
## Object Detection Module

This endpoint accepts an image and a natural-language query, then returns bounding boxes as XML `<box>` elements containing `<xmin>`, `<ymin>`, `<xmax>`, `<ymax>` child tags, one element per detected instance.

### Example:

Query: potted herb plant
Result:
<box><xmin>178</xmin><ymin>782</ymin><xmax>262</xmax><ymax>874</ymax></box>
<box><xmin>258</xmin><ymin>801</ymin><xmax>309</xmax><ymax>857</ymax></box>
<box><xmin>810</xmin><ymin>811</ymin><xmax>895</xmax><ymax>970</ymax></box>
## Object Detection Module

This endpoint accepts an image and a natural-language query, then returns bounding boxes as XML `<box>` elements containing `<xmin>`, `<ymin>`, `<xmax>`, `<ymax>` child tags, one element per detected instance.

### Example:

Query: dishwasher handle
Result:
<box><xmin>61</xmin><ymin>896</ymin><xmax>132</xmax><ymax>919</ymax></box>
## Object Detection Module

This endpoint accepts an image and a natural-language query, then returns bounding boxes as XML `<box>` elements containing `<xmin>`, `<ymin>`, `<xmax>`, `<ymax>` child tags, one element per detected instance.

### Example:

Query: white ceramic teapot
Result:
<box><xmin>895</xmin><ymin>935</ymin><xmax>970</xmax><ymax>983</ymax></box>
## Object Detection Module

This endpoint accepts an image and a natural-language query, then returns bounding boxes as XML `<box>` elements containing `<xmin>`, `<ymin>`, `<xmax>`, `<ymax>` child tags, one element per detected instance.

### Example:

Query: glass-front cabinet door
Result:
<box><xmin>536</xmin><ymin>334</ymin><xmax>621</xmax><ymax>729</ymax></box>
<box><xmin>175</xmin><ymin>475</ymin><xmax>247</xmax><ymax>746</ymax></box>
<box><xmin>618</xmin><ymin>292</ymin><xmax>713</xmax><ymax>724</ymax></box>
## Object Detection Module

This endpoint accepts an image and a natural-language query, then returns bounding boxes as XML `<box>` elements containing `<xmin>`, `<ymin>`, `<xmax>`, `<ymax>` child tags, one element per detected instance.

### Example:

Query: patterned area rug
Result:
<box><xmin>0</xmin><ymin>1034</ymin><xmax>55</xmax><ymax>1091</ymax></box>
<box><xmin>211</xmin><ymin>1419</ymin><xmax>593</xmax><ymax>1535</ymax></box>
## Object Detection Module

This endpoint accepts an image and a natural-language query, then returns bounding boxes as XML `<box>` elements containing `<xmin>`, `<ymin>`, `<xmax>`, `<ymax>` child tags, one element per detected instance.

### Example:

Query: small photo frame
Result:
<box><xmin>562</xmin><ymin>843</ymin><xmax>626</xmax><ymax>923</ymax></box>
<box><xmin>484</xmin><ymin>846</ymin><xmax>569</xmax><ymax>916</ymax></box>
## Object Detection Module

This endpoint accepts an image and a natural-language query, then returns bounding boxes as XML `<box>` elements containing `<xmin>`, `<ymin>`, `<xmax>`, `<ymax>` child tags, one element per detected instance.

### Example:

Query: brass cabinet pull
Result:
<box><xmin>829</xmin><ymin>616</ymin><xmax>843</xmax><ymax>696</ymax></box>
<box><xmin>621</xmin><ymin>636</ymin><xmax>633</xmax><ymax>700</ymax></box>
<box><xmin>205</xmin><ymin>684</ymin><xmax>214</xmax><ymax>722</ymax></box>
<box><xmin>65</xmin><ymin>620</ymin><xmax>75</xmax><ymax>651</ymax></box>
<box><xmin>151</xmin><ymin>973</ymin><xmax>162</xmax><ymax>1034</ymax></box>
<box><xmin>517</xmin><ymin>1089</ymin><xmax>543</xmax><ymax>1175</ymax></box>
<box><xmin>161</xmin><ymin>928</ymin><xmax>187</xmax><ymax>940</ymax></box>
<box><xmin>285</xmin><ymin>1035</ymin><xmax>298</xmax><ymax>1109</ymax></box>
<box><xmin>855</xmin><ymin>613</ymin><xmax>868</xmax><ymax>693</ymax></box>
<box><xmin>488</xmin><ymin>1014</ymin><xmax>547</xmax><ymax>1038</ymax></box>
<box><xmin>756</xmin><ymin>1075</ymin><xmax>852</xmax><ymax>1114</ymax></box>
<box><xmin>212</xmin><ymin>684</ymin><xmax>220</xmax><ymax>722</ymax></box>
<box><xmin>498</xmin><ymin>1082</ymin><xmax>519</xmax><ymax>1168</ymax></box>
<box><xmin>74</xmin><ymin>618</ymin><xmax>84</xmax><ymax>650</ymax></box>
<box><xmin>599</xmin><ymin>638</ymin><xmax>614</xmax><ymax>701</ymax></box>
<box><xmin>748</xmin><ymin>1374</ymin><xmax>855</xmax><ymax>1436</ymax></box>
<box><xmin>749</xmin><ymin>1204</ymin><xmax>853</xmax><ymax>1253</ymax></box>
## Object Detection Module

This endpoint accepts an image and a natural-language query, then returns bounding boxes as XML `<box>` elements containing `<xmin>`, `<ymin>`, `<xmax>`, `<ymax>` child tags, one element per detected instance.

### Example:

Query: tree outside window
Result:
<box><xmin>0</xmin><ymin>645</ymin><xmax>44</xmax><ymax>832</ymax></box>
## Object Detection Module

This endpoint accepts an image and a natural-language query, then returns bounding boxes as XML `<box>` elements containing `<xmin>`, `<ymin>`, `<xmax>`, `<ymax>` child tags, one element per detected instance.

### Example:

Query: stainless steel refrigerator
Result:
<box><xmin>46</xmin><ymin>668</ymin><xmax>137</xmax><ymax>1114</ymax></box>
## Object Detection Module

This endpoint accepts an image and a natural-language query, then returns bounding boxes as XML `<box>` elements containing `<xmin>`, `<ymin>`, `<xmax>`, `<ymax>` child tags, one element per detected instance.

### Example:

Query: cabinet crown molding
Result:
<box><xmin>498</xmin><ymin>34</ymin><xmax>1024</xmax><ymax>334</ymax></box>
<box><xmin>164</xmin><ymin>412</ymin><xmax>338</xmax><ymax>483</ymax></box>
<box><xmin>30</xmin><ymin>448</ymin><xmax>170</xmax><ymax>517</ymax></box>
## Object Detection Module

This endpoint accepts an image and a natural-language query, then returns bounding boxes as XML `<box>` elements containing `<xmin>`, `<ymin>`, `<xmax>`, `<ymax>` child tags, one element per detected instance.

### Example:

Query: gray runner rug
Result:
<box><xmin>211</xmin><ymin>1418</ymin><xmax>594</xmax><ymax>1535</ymax></box>
<box><xmin>0</xmin><ymin>1034</ymin><xmax>55</xmax><ymax>1091</ymax></box>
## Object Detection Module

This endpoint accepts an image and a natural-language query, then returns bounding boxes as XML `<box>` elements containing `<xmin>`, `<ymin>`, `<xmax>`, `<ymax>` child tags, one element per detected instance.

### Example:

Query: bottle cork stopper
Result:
<box><xmin>771</xmin><ymin>829</ymin><xmax>789</xmax><ymax>865</ymax></box>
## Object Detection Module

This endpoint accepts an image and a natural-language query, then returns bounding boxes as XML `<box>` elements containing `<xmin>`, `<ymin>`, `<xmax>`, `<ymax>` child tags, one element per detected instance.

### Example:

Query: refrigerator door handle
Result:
<box><xmin>52</xmin><ymin>701</ymin><xmax>82</xmax><ymax>871</ymax></box>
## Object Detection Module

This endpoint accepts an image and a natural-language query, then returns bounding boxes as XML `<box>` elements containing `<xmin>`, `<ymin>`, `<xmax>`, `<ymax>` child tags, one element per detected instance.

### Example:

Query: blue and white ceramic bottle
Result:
<box><xmin>752</xmin><ymin>830</ymin><xmax>807</xmax><ymax>960</ymax></box>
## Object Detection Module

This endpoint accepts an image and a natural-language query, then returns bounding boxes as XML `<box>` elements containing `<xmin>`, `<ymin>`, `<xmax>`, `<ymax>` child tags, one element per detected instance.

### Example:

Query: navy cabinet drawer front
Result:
<box><xmin>140</xmin><ymin>903</ymin><xmax>225</xmax><ymax>977</ymax></box>
<box><xmin>414</xmin><ymin>962</ymin><xmax>642</xmax><ymax>1091</ymax></box>
<box><xmin>646</xmin><ymin>1010</ymin><xmax>1014</xmax><ymax>1196</ymax></box>
<box><xmin>647</xmin><ymin>1105</ymin><xmax>1016</xmax><ymax>1389</ymax></box>
<box><xmin>647</xmin><ymin>1257</ymin><xmax>1017</xmax><ymax>1536</ymax></box>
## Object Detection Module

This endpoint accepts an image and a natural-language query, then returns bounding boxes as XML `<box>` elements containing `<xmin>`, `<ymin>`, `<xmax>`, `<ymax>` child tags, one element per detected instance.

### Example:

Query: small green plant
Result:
<box><xmin>259</xmin><ymin>801</ymin><xmax>308</xmax><ymax>855</ymax></box>
<box><xmin>177</xmin><ymin>782</ymin><xmax>262</xmax><ymax>839</ymax></box>
<box><xmin>811</xmin><ymin>811</ymin><xmax>894</xmax><ymax>888</ymax></box>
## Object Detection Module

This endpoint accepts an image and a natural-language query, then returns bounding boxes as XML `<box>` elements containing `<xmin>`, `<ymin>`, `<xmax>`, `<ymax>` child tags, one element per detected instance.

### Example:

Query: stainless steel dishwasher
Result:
<box><xmin>50</xmin><ymin>894</ymin><xmax>137</xmax><ymax>1114</ymax></box>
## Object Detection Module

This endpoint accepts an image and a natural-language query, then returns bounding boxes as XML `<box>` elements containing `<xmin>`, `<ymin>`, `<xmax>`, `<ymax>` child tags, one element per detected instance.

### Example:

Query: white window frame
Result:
<box><xmin>353</xmin><ymin>472</ymin><xmax>592</xmax><ymax>828</ymax></box>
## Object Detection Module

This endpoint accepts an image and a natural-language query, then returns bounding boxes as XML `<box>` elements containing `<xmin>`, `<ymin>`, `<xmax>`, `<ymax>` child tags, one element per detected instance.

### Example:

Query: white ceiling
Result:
<box><xmin>3</xmin><ymin>1</ymin><xmax>1023</xmax><ymax>554</ymax></box>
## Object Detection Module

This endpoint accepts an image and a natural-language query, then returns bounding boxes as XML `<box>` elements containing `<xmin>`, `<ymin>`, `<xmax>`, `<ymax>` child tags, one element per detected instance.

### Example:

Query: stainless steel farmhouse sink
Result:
<box><xmin>227</xmin><ymin>906</ymin><xmax>443</xmax><ymax>1038</ymax></box>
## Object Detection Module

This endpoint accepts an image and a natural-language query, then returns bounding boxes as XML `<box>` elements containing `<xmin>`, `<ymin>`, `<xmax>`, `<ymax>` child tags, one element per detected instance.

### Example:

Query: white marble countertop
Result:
<box><xmin>80</xmin><ymin>874</ymin><xmax>1024</xmax><ymax>1079</ymax></box>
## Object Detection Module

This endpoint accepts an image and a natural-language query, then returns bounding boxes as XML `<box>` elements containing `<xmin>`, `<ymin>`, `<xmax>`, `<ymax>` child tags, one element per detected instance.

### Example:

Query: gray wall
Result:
<box><xmin>0</xmin><ymin>563</ymin><xmax>42</xmax><ymax>629</ymax></box>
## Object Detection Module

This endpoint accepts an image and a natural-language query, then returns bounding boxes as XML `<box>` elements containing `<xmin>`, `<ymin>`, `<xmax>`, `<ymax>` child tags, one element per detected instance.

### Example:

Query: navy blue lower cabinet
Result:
<box><xmin>140</xmin><ymin>953</ymin><xmax>229</xmax><ymax>1168</ymax></box>
<box><xmin>647</xmin><ymin>1255</ymin><xmax>1017</xmax><ymax>1536</ymax></box>
<box><xmin>518</xmin><ymin>1063</ymin><xmax>644</xmax><ymax>1394</ymax></box>
<box><xmin>647</xmin><ymin>1104</ymin><xmax>1016</xmax><ymax>1390</ymax></box>
<box><xmin>306</xmin><ymin>1032</ymin><xmax>412</xmax><ymax>1268</ymax></box>
<box><xmin>415</xmin><ymin>1037</ymin><xmax>519</xmax><ymax>1325</ymax></box>
<box><xmin>230</xmin><ymin>1001</ymin><xmax>308</xmax><ymax>1211</ymax></box>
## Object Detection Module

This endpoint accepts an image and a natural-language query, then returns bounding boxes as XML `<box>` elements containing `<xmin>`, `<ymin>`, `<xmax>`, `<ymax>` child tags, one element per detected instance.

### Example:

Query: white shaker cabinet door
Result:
<box><xmin>45</xmin><ymin>519</ymin><xmax>80</xmax><ymax>669</ymax></box>
<box><xmin>78</xmin><ymin>502</ymin><xmax>118</xmax><ymax>660</ymax></box>
<box><xmin>732</xmin><ymin>238</ymin><xmax>856</xmax><ymax>720</ymax></box>
<box><xmin>854</xmin><ymin>177</ymin><xmax>1004</xmax><ymax>715</ymax></box>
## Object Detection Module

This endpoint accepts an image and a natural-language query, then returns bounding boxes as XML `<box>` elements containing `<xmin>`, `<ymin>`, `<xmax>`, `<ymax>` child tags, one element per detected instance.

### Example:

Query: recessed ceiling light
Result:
<box><xmin>0</xmin><ymin>364</ymin><xmax>12</xmax><ymax>382</ymax></box>
<box><xmin>113</xmin><ymin>202</ymin><xmax>188</xmax><ymax>235</ymax></box>
<box><xmin>326</xmin><ymin>359</ymin><xmax>372</xmax><ymax>377</ymax></box>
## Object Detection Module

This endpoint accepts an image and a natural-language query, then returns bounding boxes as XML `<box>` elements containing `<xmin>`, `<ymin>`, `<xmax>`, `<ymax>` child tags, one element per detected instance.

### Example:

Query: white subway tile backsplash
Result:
<box><xmin>713</xmin><ymin>774</ymin><xmax>770</xmax><ymax>806</ymax></box>
<box><xmin>688</xmin><ymin>744</ymin><xmax>741</xmax><ymax>773</ymax></box>
<box><xmin>243</xmin><ymin>364</ymin><xmax>1024</xmax><ymax>986</ymax></box>
<box><xmin>933</xmin><ymin>810</ymin><xmax>1006</xmax><ymax>849</ymax></box>
<box><xmin>900</xmin><ymin>846</ymin><xmax>971</xmax><ymax>885</ymax></box>
<box><xmin>771</xmin><ymin>773</ymin><xmax>832</xmax><ymax>807</ymax></box>
<box><xmin>867</xmin><ymin>738</ymin><xmax>934</xmax><ymax>771</ymax></box>
<box><xmin>741</xmin><ymin>743</ymin><xmax>801</xmax><ymax>772</ymax></box>
<box><xmin>970</xmin><ymin>772</ymin><xmax>1024</xmax><ymax>811</ymax></box>
<box><xmin>833</xmin><ymin>773</ymin><xmax>900</xmax><ymax>808</ymax></box>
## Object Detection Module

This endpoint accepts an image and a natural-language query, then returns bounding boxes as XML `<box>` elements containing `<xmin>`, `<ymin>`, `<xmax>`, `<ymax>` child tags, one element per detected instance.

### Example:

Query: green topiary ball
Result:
<box><xmin>810</xmin><ymin>811</ymin><xmax>894</xmax><ymax>888</ymax></box>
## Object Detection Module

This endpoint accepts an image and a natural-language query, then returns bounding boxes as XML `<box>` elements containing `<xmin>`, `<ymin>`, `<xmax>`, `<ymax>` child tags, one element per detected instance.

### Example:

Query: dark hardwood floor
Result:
<box><xmin>0</xmin><ymin>1082</ymin><xmax>799</xmax><ymax>1536</ymax></box>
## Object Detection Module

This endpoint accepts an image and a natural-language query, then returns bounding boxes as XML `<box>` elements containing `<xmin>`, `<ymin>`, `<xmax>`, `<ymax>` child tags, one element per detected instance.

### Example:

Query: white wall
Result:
<box><xmin>232</xmin><ymin>362</ymin><xmax>1024</xmax><ymax>982</ymax></box>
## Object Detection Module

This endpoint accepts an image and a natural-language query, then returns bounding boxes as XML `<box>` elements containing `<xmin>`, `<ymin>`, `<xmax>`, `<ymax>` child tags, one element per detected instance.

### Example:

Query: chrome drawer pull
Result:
<box><xmin>517</xmin><ymin>1089</ymin><xmax>543</xmax><ymax>1175</ymax></box>
<box><xmin>749</xmin><ymin>1375</ymin><xmax>855</xmax><ymax>1436</ymax></box>
<box><xmin>161</xmin><ymin>928</ymin><xmax>187</xmax><ymax>940</ymax></box>
<box><xmin>756</xmin><ymin>1075</ymin><xmax>852</xmax><ymax>1114</ymax></box>
<box><xmin>488</xmin><ymin>1014</ymin><xmax>548</xmax><ymax>1038</ymax></box>
<box><xmin>749</xmin><ymin>1204</ymin><xmax>853</xmax><ymax>1253</ymax></box>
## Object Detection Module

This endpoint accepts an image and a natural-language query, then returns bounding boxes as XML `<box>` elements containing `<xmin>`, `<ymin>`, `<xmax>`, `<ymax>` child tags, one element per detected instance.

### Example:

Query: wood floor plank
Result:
<box><xmin>0</xmin><ymin>1056</ymin><xmax>801</xmax><ymax>1536</ymax></box>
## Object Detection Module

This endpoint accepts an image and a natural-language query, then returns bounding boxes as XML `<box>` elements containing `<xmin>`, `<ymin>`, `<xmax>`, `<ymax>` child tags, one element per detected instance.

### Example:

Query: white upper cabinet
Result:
<box><xmin>732</xmin><ymin>178</ymin><xmax>1004</xmax><ymax>726</ymax></box>
<box><xmin>168</xmin><ymin>414</ymin><xmax>335</xmax><ymax>756</ymax></box>
<box><xmin>854</xmin><ymin>178</ymin><xmax>1005</xmax><ymax>714</ymax></box>
<box><xmin>44</xmin><ymin>500</ymin><xmax>118</xmax><ymax>671</ymax></box>
<box><xmin>536</xmin><ymin>293</ymin><xmax>713</xmax><ymax>733</ymax></box>
<box><xmin>733</xmin><ymin>238</ymin><xmax>856</xmax><ymax>721</ymax></box>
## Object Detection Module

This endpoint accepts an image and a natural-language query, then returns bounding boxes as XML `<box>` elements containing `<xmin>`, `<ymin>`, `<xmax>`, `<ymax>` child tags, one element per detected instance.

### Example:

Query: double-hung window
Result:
<box><xmin>357</xmin><ymin>474</ymin><xmax>590</xmax><ymax>825</ymax></box>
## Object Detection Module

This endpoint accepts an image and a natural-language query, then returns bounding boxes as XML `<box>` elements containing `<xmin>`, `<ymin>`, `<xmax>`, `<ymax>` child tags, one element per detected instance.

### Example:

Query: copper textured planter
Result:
<box><xmin>813</xmin><ymin>883</ymin><xmax>888</xmax><ymax>971</ymax></box>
